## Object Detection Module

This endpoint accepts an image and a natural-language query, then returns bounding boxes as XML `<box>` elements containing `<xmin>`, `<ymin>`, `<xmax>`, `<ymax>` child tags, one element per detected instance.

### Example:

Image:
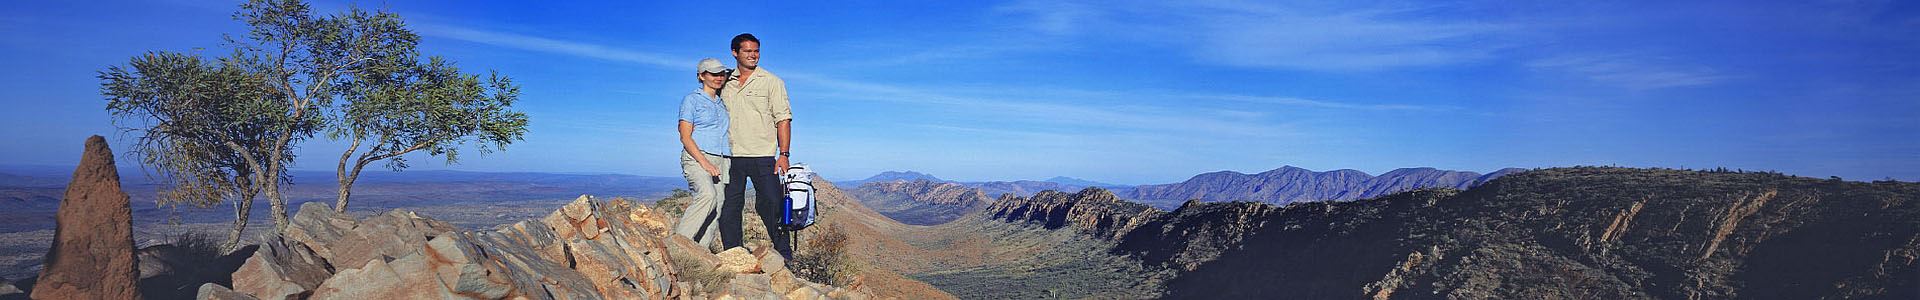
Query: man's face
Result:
<box><xmin>733</xmin><ymin>41</ymin><xmax>760</xmax><ymax>70</ymax></box>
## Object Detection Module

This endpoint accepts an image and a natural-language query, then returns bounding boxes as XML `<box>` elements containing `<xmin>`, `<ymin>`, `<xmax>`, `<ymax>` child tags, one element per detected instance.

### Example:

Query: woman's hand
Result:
<box><xmin>701</xmin><ymin>163</ymin><xmax>722</xmax><ymax>180</ymax></box>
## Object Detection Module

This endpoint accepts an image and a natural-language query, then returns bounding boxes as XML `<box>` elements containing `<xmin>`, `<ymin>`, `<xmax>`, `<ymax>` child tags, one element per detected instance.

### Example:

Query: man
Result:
<box><xmin>717</xmin><ymin>33</ymin><xmax>796</xmax><ymax>259</ymax></box>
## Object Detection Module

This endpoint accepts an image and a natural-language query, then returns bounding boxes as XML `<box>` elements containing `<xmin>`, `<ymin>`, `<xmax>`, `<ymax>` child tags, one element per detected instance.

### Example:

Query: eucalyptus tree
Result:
<box><xmin>331</xmin><ymin>54</ymin><xmax>529</xmax><ymax>212</ymax></box>
<box><xmin>102</xmin><ymin>0</ymin><xmax>494</xmax><ymax>240</ymax></box>
<box><xmin>103</xmin><ymin>52</ymin><xmax>282</xmax><ymax>251</ymax></box>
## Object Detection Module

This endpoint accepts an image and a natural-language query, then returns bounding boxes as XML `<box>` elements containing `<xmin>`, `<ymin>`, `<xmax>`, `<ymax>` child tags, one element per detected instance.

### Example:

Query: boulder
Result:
<box><xmin>231</xmin><ymin>238</ymin><xmax>332</xmax><ymax>299</ymax></box>
<box><xmin>619</xmin><ymin>200</ymin><xmax>673</xmax><ymax>235</ymax></box>
<box><xmin>195</xmin><ymin>283</ymin><xmax>258</xmax><ymax>300</ymax></box>
<box><xmin>767</xmin><ymin>268</ymin><xmax>796</xmax><ymax>296</ymax></box>
<box><xmin>757</xmin><ymin>250</ymin><xmax>787</xmax><ymax>274</ymax></box>
<box><xmin>307</xmin><ymin>255</ymin><xmax>447</xmax><ymax>300</ymax></box>
<box><xmin>723</xmin><ymin>273</ymin><xmax>775</xmax><ymax>300</ymax></box>
<box><xmin>468</xmin><ymin>221</ymin><xmax>604</xmax><ymax>300</ymax></box>
<box><xmin>667</xmin><ymin>235</ymin><xmax>722</xmax><ymax>271</ymax></box>
<box><xmin>543</xmin><ymin>195</ymin><xmax>604</xmax><ymax>240</ymax></box>
<box><xmin>284</xmin><ymin>202</ymin><xmax>457</xmax><ymax>271</ymax></box>
<box><xmin>32</xmin><ymin>136</ymin><xmax>140</xmax><ymax>300</ymax></box>
<box><xmin>422</xmin><ymin>234</ymin><xmax>514</xmax><ymax>298</ymax></box>
<box><xmin>782</xmin><ymin>285</ymin><xmax>824</xmax><ymax>300</ymax></box>
<box><xmin>716</xmin><ymin>248</ymin><xmax>758</xmax><ymax>274</ymax></box>
<box><xmin>282</xmin><ymin>202</ymin><xmax>354</xmax><ymax>260</ymax></box>
<box><xmin>1</xmin><ymin>278</ymin><xmax>22</xmax><ymax>298</ymax></box>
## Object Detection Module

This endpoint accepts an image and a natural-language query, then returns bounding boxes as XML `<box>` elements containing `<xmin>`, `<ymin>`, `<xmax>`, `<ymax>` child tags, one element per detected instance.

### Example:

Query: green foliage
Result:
<box><xmin>323</xmin><ymin>2</ymin><xmax>527</xmax><ymax>212</ymax></box>
<box><xmin>103</xmin><ymin>51</ymin><xmax>283</xmax><ymax>210</ymax></box>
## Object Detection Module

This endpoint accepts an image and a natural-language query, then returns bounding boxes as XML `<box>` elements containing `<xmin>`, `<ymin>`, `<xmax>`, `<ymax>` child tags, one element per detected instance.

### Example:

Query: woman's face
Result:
<box><xmin>700</xmin><ymin>71</ymin><xmax>727</xmax><ymax>90</ymax></box>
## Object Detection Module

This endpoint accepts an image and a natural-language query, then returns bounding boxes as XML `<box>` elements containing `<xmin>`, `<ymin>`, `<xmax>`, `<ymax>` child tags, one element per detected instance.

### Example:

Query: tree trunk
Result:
<box><xmin>223</xmin><ymin>196</ymin><xmax>252</xmax><ymax>252</ymax></box>
<box><xmin>265</xmin><ymin>165</ymin><xmax>289</xmax><ymax>234</ymax></box>
<box><xmin>267</xmin><ymin>138</ymin><xmax>291</xmax><ymax>234</ymax></box>
<box><xmin>267</xmin><ymin>182</ymin><xmax>288</xmax><ymax>234</ymax></box>
<box><xmin>333</xmin><ymin>162</ymin><xmax>366</xmax><ymax>213</ymax></box>
<box><xmin>334</xmin><ymin>137</ymin><xmax>363</xmax><ymax>212</ymax></box>
<box><xmin>222</xmin><ymin>178</ymin><xmax>258</xmax><ymax>252</ymax></box>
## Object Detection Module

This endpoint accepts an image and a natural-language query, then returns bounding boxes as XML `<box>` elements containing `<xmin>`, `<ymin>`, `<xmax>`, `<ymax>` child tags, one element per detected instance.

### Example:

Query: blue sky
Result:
<box><xmin>2</xmin><ymin>0</ymin><xmax>1917</xmax><ymax>184</ymax></box>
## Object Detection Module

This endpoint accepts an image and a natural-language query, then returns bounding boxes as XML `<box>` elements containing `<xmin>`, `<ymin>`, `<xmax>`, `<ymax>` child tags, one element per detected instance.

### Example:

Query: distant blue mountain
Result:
<box><xmin>841</xmin><ymin>171</ymin><xmax>947</xmax><ymax>186</ymax></box>
<box><xmin>1045</xmin><ymin>176</ymin><xmax>1117</xmax><ymax>187</ymax></box>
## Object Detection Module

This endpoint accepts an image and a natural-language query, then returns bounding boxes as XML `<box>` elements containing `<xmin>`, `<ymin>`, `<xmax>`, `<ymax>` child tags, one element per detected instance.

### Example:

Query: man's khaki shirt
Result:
<box><xmin>720</xmin><ymin>68</ymin><xmax>792</xmax><ymax>157</ymax></box>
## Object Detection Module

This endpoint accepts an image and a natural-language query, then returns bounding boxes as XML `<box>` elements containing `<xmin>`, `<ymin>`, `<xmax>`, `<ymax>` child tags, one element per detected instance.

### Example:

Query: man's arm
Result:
<box><xmin>772</xmin><ymin>77</ymin><xmax>793</xmax><ymax>174</ymax></box>
<box><xmin>775</xmin><ymin>120</ymin><xmax>791</xmax><ymax>174</ymax></box>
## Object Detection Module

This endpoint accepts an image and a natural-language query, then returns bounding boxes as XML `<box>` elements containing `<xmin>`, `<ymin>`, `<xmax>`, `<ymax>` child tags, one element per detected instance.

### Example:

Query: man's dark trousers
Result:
<box><xmin>719</xmin><ymin>156</ymin><xmax>793</xmax><ymax>259</ymax></box>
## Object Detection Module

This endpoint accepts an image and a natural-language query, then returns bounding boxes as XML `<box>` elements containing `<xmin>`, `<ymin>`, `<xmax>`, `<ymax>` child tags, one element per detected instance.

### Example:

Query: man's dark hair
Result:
<box><xmin>731</xmin><ymin>33</ymin><xmax>759</xmax><ymax>52</ymax></box>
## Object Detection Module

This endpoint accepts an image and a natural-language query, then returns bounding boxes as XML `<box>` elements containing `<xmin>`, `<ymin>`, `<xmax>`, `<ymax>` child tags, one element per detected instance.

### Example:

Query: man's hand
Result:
<box><xmin>775</xmin><ymin>156</ymin><xmax>790</xmax><ymax>176</ymax></box>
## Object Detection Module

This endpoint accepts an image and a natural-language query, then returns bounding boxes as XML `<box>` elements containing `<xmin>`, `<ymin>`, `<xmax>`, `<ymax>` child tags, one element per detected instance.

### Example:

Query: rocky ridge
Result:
<box><xmin>980</xmin><ymin>188</ymin><xmax>1285</xmax><ymax>271</ymax></box>
<box><xmin>972</xmin><ymin>167</ymin><xmax>1918</xmax><ymax>299</ymax></box>
<box><xmin>1126</xmin><ymin>166</ymin><xmax>1522</xmax><ymax>206</ymax></box>
<box><xmin>848</xmin><ymin>180</ymin><xmax>991</xmax><ymax>225</ymax></box>
<box><xmin>205</xmin><ymin>195</ymin><xmax>871</xmax><ymax>299</ymax></box>
<box><xmin>1156</xmin><ymin>167</ymin><xmax>1920</xmax><ymax>299</ymax></box>
<box><xmin>984</xmin><ymin>188</ymin><xmax>1159</xmax><ymax>241</ymax></box>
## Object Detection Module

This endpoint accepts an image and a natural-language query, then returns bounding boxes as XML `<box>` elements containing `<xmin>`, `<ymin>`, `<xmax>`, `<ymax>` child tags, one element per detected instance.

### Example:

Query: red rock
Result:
<box><xmin>231</xmin><ymin>238</ymin><xmax>332</xmax><ymax>299</ymax></box>
<box><xmin>196</xmin><ymin>283</ymin><xmax>259</xmax><ymax>300</ymax></box>
<box><xmin>32</xmin><ymin>136</ymin><xmax>140</xmax><ymax>300</ymax></box>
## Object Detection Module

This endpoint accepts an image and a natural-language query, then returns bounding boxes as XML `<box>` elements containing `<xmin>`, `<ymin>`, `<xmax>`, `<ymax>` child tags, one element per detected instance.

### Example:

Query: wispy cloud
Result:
<box><xmin>992</xmin><ymin>1</ymin><xmax>1513</xmax><ymax>72</ymax></box>
<box><xmin>410</xmin><ymin>23</ymin><xmax>1403</xmax><ymax>151</ymax></box>
<box><xmin>412</xmin><ymin>22</ymin><xmax>682</xmax><ymax>69</ymax></box>
<box><xmin>1529</xmin><ymin>53</ymin><xmax>1730</xmax><ymax>90</ymax></box>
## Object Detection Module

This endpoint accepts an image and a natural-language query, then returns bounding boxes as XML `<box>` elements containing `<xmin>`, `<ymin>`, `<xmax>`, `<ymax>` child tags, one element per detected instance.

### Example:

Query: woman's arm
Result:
<box><xmin>679</xmin><ymin>120</ymin><xmax>722</xmax><ymax>180</ymax></box>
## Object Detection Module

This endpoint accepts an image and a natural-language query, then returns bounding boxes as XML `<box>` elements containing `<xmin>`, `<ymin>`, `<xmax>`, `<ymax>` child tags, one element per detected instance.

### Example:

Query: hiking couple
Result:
<box><xmin>673</xmin><ymin>33</ymin><xmax>798</xmax><ymax>260</ymax></box>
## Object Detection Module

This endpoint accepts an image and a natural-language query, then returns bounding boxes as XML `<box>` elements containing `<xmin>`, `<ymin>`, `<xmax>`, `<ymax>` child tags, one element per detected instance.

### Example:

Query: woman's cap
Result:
<box><xmin>697</xmin><ymin>58</ymin><xmax>728</xmax><ymax>74</ymax></box>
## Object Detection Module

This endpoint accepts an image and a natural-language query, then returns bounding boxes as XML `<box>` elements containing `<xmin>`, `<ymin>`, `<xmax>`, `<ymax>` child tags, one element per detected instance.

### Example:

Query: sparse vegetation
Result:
<box><xmin>656</xmin><ymin>189</ymin><xmax>692</xmax><ymax>217</ymax></box>
<box><xmin>668</xmin><ymin>247</ymin><xmax>732</xmax><ymax>295</ymax></box>
<box><xmin>163</xmin><ymin>231</ymin><xmax>224</xmax><ymax>260</ymax></box>
<box><xmin>791</xmin><ymin>225</ymin><xmax>860</xmax><ymax>286</ymax></box>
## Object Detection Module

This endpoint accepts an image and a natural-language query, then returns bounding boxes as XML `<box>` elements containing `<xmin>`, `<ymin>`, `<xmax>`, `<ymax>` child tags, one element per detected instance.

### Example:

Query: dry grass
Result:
<box><xmin>668</xmin><ymin>249</ymin><xmax>731</xmax><ymax>295</ymax></box>
<box><xmin>791</xmin><ymin>225</ymin><xmax>860</xmax><ymax>286</ymax></box>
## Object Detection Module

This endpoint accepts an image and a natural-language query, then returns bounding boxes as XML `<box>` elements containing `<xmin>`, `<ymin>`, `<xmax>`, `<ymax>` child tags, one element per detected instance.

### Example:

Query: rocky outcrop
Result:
<box><xmin>32</xmin><ymin>135</ymin><xmax>140</xmax><ymax>300</ymax></box>
<box><xmin>1114</xmin><ymin>200</ymin><xmax>1282</xmax><ymax>271</ymax></box>
<box><xmin>981</xmin><ymin>188</ymin><xmax>1286</xmax><ymax>272</ymax></box>
<box><xmin>984</xmin><ymin>188</ymin><xmax>1160</xmax><ymax>240</ymax></box>
<box><xmin>207</xmin><ymin>195</ymin><xmax>872</xmax><ymax>299</ymax></box>
<box><xmin>850</xmin><ymin>180</ymin><xmax>991</xmax><ymax>225</ymax></box>
<box><xmin>230</xmin><ymin>238</ymin><xmax>330</xmax><ymax>299</ymax></box>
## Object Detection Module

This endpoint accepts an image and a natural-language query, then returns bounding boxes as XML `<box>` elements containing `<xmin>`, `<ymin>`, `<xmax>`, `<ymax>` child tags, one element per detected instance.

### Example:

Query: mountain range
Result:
<box><xmin>1126</xmin><ymin>166</ymin><xmax>1526</xmax><ymax>207</ymax></box>
<box><xmin>846</xmin><ymin>166</ymin><xmax>1526</xmax><ymax>224</ymax></box>
<box><xmin>904</xmin><ymin>167</ymin><xmax>1918</xmax><ymax>298</ymax></box>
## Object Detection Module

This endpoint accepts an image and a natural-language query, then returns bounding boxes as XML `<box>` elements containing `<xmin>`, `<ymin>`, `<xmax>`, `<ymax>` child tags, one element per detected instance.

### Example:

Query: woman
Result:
<box><xmin>673</xmin><ymin>58</ymin><xmax>732</xmax><ymax>249</ymax></box>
